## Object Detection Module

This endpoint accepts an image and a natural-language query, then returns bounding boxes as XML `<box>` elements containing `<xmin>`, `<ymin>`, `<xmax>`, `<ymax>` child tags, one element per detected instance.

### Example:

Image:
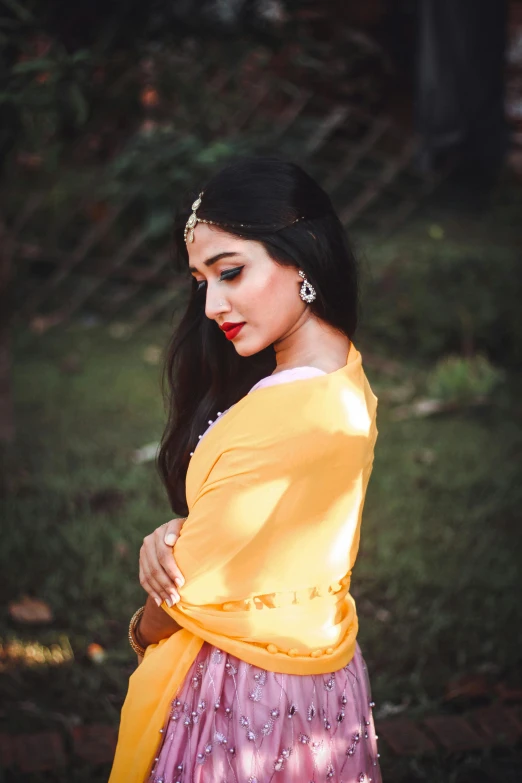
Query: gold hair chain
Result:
<box><xmin>184</xmin><ymin>192</ymin><xmax>306</xmax><ymax>244</ymax></box>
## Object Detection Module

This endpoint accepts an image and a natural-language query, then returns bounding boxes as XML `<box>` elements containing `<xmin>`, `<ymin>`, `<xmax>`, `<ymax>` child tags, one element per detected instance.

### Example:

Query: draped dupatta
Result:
<box><xmin>109</xmin><ymin>342</ymin><xmax>378</xmax><ymax>782</ymax></box>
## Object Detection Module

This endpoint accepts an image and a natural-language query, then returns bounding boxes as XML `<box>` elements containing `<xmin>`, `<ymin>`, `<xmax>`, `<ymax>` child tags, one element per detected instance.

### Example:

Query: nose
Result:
<box><xmin>204</xmin><ymin>284</ymin><xmax>229</xmax><ymax>321</ymax></box>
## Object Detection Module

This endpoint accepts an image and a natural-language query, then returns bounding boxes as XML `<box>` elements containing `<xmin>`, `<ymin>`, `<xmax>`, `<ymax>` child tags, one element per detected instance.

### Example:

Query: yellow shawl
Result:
<box><xmin>109</xmin><ymin>342</ymin><xmax>378</xmax><ymax>782</ymax></box>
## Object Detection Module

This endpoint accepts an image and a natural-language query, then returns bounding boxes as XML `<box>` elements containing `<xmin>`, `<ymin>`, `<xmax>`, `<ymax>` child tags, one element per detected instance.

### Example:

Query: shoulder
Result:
<box><xmin>249</xmin><ymin>366</ymin><xmax>327</xmax><ymax>394</ymax></box>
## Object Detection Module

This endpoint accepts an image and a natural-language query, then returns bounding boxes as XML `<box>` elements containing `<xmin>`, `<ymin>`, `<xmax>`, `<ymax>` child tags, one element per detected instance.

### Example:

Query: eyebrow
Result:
<box><xmin>188</xmin><ymin>251</ymin><xmax>240</xmax><ymax>273</ymax></box>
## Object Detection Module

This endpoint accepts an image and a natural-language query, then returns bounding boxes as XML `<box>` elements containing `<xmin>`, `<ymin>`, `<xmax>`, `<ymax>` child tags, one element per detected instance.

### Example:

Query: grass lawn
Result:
<box><xmin>1</xmin><ymin>307</ymin><xmax>522</xmax><ymax>781</ymax></box>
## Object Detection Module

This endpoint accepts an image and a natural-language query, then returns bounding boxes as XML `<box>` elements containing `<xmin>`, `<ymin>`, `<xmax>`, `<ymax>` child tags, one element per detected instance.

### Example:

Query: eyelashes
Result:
<box><xmin>220</xmin><ymin>266</ymin><xmax>244</xmax><ymax>281</ymax></box>
<box><xmin>196</xmin><ymin>266</ymin><xmax>244</xmax><ymax>292</ymax></box>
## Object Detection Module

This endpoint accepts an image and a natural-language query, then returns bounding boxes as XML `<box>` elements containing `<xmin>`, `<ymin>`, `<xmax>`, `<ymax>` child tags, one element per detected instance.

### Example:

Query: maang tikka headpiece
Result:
<box><xmin>184</xmin><ymin>193</ymin><xmax>203</xmax><ymax>243</ymax></box>
<box><xmin>184</xmin><ymin>191</ymin><xmax>232</xmax><ymax>243</ymax></box>
<box><xmin>184</xmin><ymin>190</ymin><xmax>306</xmax><ymax>244</ymax></box>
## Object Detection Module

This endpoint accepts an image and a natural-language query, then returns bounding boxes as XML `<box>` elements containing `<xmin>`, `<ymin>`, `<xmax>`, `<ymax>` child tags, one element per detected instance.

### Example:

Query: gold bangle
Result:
<box><xmin>128</xmin><ymin>606</ymin><xmax>146</xmax><ymax>657</ymax></box>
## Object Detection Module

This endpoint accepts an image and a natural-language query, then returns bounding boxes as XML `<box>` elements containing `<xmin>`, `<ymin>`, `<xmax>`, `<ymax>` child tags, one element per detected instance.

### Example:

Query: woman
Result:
<box><xmin>110</xmin><ymin>158</ymin><xmax>382</xmax><ymax>783</ymax></box>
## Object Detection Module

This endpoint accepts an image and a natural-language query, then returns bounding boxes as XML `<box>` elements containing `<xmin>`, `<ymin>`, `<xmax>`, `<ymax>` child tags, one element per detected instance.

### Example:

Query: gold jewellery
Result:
<box><xmin>128</xmin><ymin>605</ymin><xmax>146</xmax><ymax>657</ymax></box>
<box><xmin>184</xmin><ymin>193</ymin><xmax>202</xmax><ymax>243</ymax></box>
<box><xmin>184</xmin><ymin>193</ymin><xmax>225</xmax><ymax>243</ymax></box>
<box><xmin>184</xmin><ymin>191</ymin><xmax>306</xmax><ymax>244</ymax></box>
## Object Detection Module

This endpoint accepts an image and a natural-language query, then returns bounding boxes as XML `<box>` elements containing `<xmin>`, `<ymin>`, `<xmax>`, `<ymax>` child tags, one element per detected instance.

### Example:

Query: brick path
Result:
<box><xmin>0</xmin><ymin>706</ymin><xmax>521</xmax><ymax>773</ymax></box>
<box><xmin>0</xmin><ymin>725</ymin><xmax>117</xmax><ymax>773</ymax></box>
<box><xmin>377</xmin><ymin>704</ymin><xmax>522</xmax><ymax>756</ymax></box>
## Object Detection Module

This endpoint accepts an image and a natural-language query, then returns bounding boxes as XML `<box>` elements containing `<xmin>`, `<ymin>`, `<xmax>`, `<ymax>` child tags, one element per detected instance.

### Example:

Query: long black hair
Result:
<box><xmin>158</xmin><ymin>157</ymin><xmax>359</xmax><ymax>514</ymax></box>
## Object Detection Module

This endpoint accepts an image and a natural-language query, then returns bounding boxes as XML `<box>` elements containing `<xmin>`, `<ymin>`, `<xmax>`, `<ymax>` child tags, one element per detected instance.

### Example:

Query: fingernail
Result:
<box><xmin>165</xmin><ymin>596</ymin><xmax>173</xmax><ymax>608</ymax></box>
<box><xmin>154</xmin><ymin>596</ymin><xmax>161</xmax><ymax>607</ymax></box>
<box><xmin>175</xmin><ymin>577</ymin><xmax>184</xmax><ymax>588</ymax></box>
<box><xmin>165</xmin><ymin>534</ymin><xmax>176</xmax><ymax>546</ymax></box>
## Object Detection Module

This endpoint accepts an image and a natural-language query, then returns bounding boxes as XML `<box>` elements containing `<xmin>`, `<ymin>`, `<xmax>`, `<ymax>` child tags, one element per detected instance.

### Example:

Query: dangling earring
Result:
<box><xmin>298</xmin><ymin>270</ymin><xmax>316</xmax><ymax>303</ymax></box>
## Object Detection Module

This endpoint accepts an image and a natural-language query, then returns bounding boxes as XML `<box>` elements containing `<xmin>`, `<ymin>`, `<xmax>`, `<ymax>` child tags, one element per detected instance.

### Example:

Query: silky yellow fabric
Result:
<box><xmin>109</xmin><ymin>342</ymin><xmax>378</xmax><ymax>782</ymax></box>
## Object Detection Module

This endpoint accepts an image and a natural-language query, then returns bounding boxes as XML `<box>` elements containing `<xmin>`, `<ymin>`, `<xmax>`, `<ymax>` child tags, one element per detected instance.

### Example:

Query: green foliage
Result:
<box><xmin>361</xmin><ymin>226</ymin><xmax>522</xmax><ymax>367</ymax></box>
<box><xmin>426</xmin><ymin>353</ymin><xmax>504</xmax><ymax>405</ymax></box>
<box><xmin>1</xmin><ymin>16</ymin><xmax>268</xmax><ymax>239</ymax></box>
<box><xmin>104</xmin><ymin>127</ymin><xmax>252</xmax><ymax>232</ymax></box>
<box><xmin>1</xmin><ymin>44</ymin><xmax>93</xmax><ymax>162</ymax></box>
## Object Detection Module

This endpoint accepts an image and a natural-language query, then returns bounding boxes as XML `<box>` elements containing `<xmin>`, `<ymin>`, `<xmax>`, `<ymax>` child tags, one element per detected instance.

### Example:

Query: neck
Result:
<box><xmin>272</xmin><ymin>313</ymin><xmax>350</xmax><ymax>375</ymax></box>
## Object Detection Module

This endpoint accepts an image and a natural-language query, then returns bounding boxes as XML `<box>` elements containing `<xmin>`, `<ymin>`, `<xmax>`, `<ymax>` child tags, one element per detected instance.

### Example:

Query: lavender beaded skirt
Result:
<box><xmin>147</xmin><ymin>641</ymin><xmax>382</xmax><ymax>783</ymax></box>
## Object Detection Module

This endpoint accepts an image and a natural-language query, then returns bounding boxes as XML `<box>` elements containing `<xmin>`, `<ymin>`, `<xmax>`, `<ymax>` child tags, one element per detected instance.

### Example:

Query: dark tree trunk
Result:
<box><xmin>0</xmin><ymin>221</ymin><xmax>15</xmax><ymax>444</ymax></box>
<box><xmin>416</xmin><ymin>0</ymin><xmax>509</xmax><ymax>175</ymax></box>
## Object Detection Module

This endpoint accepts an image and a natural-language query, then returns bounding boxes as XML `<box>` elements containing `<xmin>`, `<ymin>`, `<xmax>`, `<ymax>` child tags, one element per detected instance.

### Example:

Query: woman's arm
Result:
<box><xmin>134</xmin><ymin>595</ymin><xmax>182</xmax><ymax>649</ymax></box>
<box><xmin>133</xmin><ymin>517</ymin><xmax>187</xmax><ymax>661</ymax></box>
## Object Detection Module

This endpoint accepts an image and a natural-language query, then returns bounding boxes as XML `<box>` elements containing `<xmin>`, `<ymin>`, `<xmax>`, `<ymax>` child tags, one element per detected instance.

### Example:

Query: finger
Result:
<box><xmin>149</xmin><ymin>568</ymin><xmax>180</xmax><ymax>605</ymax></box>
<box><xmin>138</xmin><ymin>573</ymin><xmax>162</xmax><ymax>607</ymax></box>
<box><xmin>138</xmin><ymin>561</ymin><xmax>161</xmax><ymax>605</ymax></box>
<box><xmin>139</xmin><ymin>548</ymin><xmax>160</xmax><ymax>595</ymax></box>
<box><xmin>140</xmin><ymin>568</ymin><xmax>177</xmax><ymax>607</ymax></box>
<box><xmin>157</xmin><ymin>521</ymin><xmax>186</xmax><ymax>588</ymax></box>
<box><xmin>163</xmin><ymin>517</ymin><xmax>185</xmax><ymax>547</ymax></box>
<box><xmin>141</xmin><ymin>554</ymin><xmax>178</xmax><ymax>601</ymax></box>
<box><xmin>157</xmin><ymin>545</ymin><xmax>185</xmax><ymax>589</ymax></box>
<box><xmin>141</xmin><ymin>550</ymin><xmax>180</xmax><ymax>605</ymax></box>
<box><xmin>140</xmin><ymin>532</ymin><xmax>182</xmax><ymax>602</ymax></box>
<box><xmin>140</xmin><ymin>540</ymin><xmax>177</xmax><ymax>594</ymax></box>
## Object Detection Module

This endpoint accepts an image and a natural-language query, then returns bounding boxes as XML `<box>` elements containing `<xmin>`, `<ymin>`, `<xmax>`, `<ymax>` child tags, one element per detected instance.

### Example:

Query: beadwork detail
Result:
<box><xmin>324</xmin><ymin>677</ymin><xmax>335</xmax><ymax>691</ymax></box>
<box><xmin>148</xmin><ymin>645</ymin><xmax>382</xmax><ymax>783</ymax></box>
<box><xmin>189</xmin><ymin>408</ymin><xmax>230</xmax><ymax>460</ymax></box>
<box><xmin>261</xmin><ymin>719</ymin><xmax>274</xmax><ymax>736</ymax></box>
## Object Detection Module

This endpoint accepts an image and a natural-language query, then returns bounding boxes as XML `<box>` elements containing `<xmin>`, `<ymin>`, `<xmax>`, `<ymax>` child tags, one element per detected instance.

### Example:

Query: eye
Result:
<box><xmin>193</xmin><ymin>265</ymin><xmax>243</xmax><ymax>293</ymax></box>
<box><xmin>219</xmin><ymin>266</ymin><xmax>244</xmax><ymax>282</ymax></box>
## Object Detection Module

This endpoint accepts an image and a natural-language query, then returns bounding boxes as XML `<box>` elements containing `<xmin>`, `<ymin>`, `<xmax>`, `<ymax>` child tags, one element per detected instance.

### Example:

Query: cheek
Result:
<box><xmin>239</xmin><ymin>269</ymin><xmax>300</xmax><ymax>326</ymax></box>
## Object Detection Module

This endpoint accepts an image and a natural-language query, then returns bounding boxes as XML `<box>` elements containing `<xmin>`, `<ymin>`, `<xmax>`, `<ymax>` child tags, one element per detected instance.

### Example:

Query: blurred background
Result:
<box><xmin>1</xmin><ymin>1</ymin><xmax>522</xmax><ymax>781</ymax></box>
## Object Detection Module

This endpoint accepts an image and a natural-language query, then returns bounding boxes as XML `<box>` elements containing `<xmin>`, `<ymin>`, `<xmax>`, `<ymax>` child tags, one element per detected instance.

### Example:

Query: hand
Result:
<box><xmin>139</xmin><ymin>517</ymin><xmax>186</xmax><ymax>608</ymax></box>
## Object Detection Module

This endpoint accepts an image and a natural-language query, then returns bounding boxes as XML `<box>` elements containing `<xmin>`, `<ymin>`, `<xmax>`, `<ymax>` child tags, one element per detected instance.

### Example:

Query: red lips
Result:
<box><xmin>219</xmin><ymin>322</ymin><xmax>246</xmax><ymax>340</ymax></box>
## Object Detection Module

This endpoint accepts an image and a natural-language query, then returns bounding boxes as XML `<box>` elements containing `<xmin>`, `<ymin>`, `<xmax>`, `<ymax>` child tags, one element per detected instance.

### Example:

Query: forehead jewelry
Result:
<box><xmin>184</xmin><ymin>193</ymin><xmax>203</xmax><ymax>243</ymax></box>
<box><xmin>184</xmin><ymin>191</ymin><xmax>306</xmax><ymax>244</ymax></box>
<box><xmin>184</xmin><ymin>192</ymin><xmax>228</xmax><ymax>243</ymax></box>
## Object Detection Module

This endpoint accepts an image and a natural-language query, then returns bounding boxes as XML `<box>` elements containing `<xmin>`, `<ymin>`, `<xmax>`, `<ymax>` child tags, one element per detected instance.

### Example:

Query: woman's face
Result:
<box><xmin>187</xmin><ymin>223</ymin><xmax>308</xmax><ymax>356</ymax></box>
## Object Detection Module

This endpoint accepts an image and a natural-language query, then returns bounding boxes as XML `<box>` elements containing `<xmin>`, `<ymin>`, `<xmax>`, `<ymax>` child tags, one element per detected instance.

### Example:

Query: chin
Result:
<box><xmin>233</xmin><ymin>336</ymin><xmax>271</xmax><ymax>358</ymax></box>
<box><xmin>233</xmin><ymin>343</ymin><xmax>258</xmax><ymax>357</ymax></box>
